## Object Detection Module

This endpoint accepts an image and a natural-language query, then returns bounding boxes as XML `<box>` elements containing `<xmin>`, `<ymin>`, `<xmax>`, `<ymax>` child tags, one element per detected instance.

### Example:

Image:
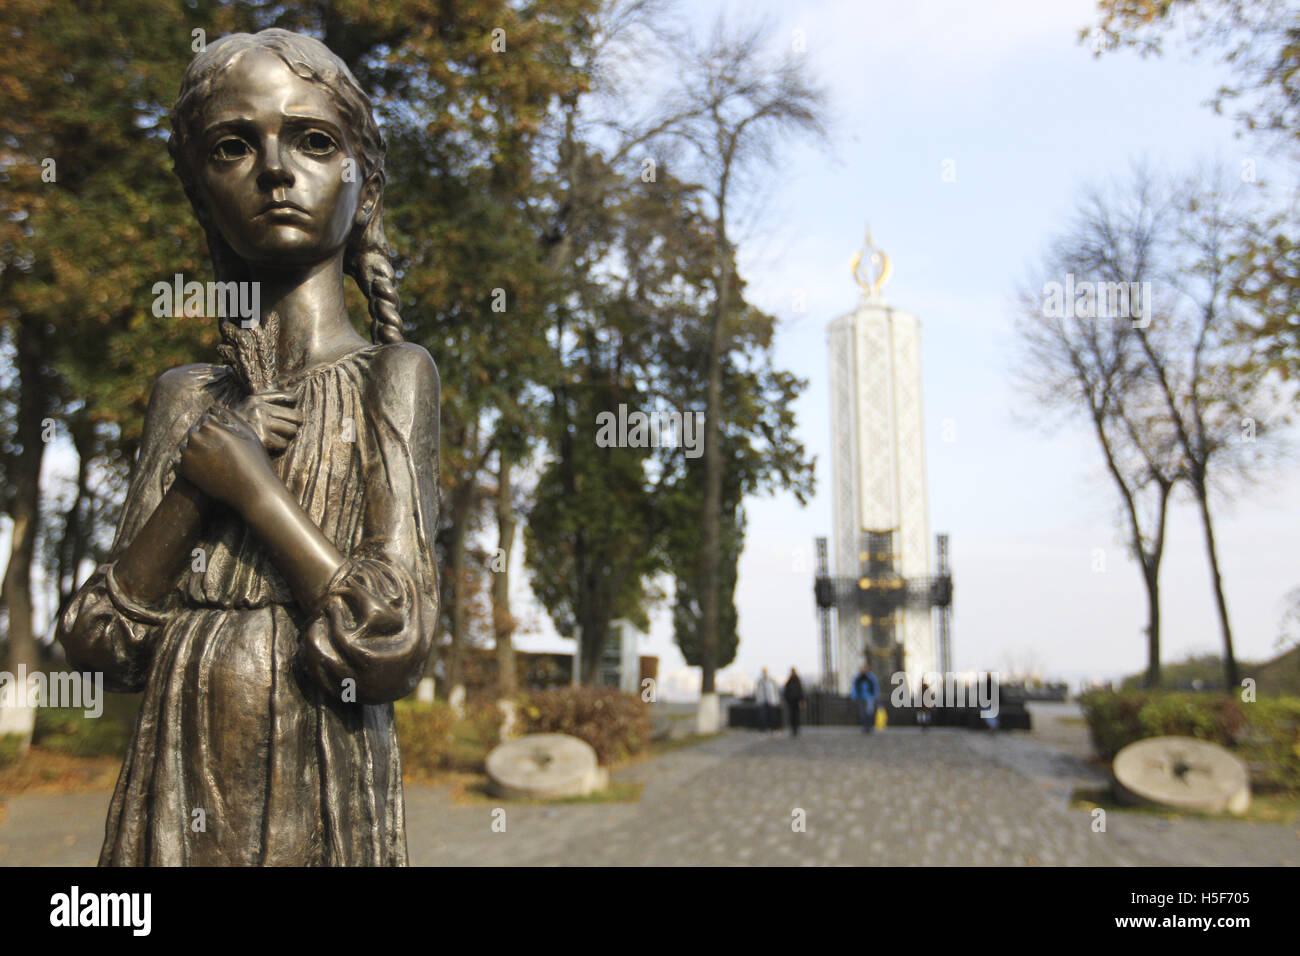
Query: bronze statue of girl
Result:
<box><xmin>58</xmin><ymin>29</ymin><xmax>440</xmax><ymax>866</ymax></box>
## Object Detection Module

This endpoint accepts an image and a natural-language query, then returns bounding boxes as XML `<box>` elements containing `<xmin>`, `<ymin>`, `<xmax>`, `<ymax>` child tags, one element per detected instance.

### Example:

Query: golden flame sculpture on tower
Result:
<box><xmin>849</xmin><ymin>225</ymin><xmax>892</xmax><ymax>299</ymax></box>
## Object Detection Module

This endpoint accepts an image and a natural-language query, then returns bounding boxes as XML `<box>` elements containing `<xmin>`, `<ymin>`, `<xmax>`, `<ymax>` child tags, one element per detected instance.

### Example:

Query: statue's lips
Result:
<box><xmin>257</xmin><ymin>202</ymin><xmax>310</xmax><ymax>218</ymax></box>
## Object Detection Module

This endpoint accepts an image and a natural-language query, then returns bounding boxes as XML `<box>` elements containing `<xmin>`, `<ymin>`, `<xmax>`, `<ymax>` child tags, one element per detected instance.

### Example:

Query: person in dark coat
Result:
<box><xmin>851</xmin><ymin>659</ymin><xmax>880</xmax><ymax>733</ymax></box>
<box><xmin>783</xmin><ymin>668</ymin><xmax>806</xmax><ymax>737</ymax></box>
<box><xmin>918</xmin><ymin>677</ymin><xmax>933</xmax><ymax>731</ymax></box>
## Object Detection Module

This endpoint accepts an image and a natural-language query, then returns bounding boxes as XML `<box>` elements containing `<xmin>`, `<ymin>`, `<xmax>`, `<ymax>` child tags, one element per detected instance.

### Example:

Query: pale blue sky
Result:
<box><xmin>514</xmin><ymin>0</ymin><xmax>1300</xmax><ymax>696</ymax></box>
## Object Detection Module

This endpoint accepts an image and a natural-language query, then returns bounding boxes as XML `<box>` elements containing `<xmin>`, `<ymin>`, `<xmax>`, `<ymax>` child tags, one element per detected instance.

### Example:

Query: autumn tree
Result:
<box><xmin>660</xmin><ymin>17</ymin><xmax>824</xmax><ymax>729</ymax></box>
<box><xmin>0</xmin><ymin>0</ymin><xmax>244</xmax><ymax>742</ymax></box>
<box><xmin>1089</xmin><ymin>1</ymin><xmax>1300</xmax><ymax>382</ymax></box>
<box><xmin>661</xmin><ymin>295</ymin><xmax>814</xmax><ymax>677</ymax></box>
<box><xmin>1014</xmin><ymin>170</ymin><xmax>1183</xmax><ymax>687</ymax></box>
<box><xmin>270</xmin><ymin>0</ymin><xmax>601</xmax><ymax>696</ymax></box>
<box><xmin>524</xmin><ymin>158</ymin><xmax>697</xmax><ymax>685</ymax></box>
<box><xmin>1017</xmin><ymin>164</ymin><xmax>1288</xmax><ymax>688</ymax></box>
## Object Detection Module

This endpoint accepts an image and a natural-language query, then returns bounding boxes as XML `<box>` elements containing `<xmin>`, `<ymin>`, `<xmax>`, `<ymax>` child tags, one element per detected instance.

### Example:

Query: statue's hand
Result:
<box><xmin>177</xmin><ymin>406</ymin><xmax>278</xmax><ymax>508</ymax></box>
<box><xmin>236</xmin><ymin>389</ymin><xmax>303</xmax><ymax>456</ymax></box>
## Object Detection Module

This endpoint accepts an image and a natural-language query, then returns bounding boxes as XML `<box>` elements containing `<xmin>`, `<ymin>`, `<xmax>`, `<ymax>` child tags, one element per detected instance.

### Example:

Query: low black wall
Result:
<box><xmin>728</xmin><ymin>691</ymin><xmax>1031</xmax><ymax>731</ymax></box>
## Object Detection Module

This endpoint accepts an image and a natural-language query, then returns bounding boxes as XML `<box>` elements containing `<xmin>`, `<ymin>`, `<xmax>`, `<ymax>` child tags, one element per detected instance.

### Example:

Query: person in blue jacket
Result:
<box><xmin>851</xmin><ymin>659</ymin><xmax>880</xmax><ymax>733</ymax></box>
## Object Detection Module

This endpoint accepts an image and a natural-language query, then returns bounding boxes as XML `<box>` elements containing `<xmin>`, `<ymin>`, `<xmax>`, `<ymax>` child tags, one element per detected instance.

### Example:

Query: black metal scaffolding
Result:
<box><xmin>813</xmin><ymin>531</ymin><xmax>954</xmax><ymax>686</ymax></box>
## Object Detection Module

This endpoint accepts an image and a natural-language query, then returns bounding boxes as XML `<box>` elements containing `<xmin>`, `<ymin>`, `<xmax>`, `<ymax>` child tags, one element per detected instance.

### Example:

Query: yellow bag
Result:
<box><xmin>874</xmin><ymin>707</ymin><xmax>887</xmax><ymax>730</ymax></box>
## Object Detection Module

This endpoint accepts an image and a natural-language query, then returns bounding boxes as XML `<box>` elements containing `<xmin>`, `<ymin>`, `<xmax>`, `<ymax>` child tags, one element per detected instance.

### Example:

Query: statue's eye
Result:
<box><xmin>300</xmin><ymin>131</ymin><xmax>337</xmax><ymax>155</ymax></box>
<box><xmin>211</xmin><ymin>138</ymin><xmax>250</xmax><ymax>161</ymax></box>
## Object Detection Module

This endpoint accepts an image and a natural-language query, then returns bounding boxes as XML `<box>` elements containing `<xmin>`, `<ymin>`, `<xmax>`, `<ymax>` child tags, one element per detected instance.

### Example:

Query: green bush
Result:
<box><xmin>394</xmin><ymin>699</ymin><xmax>457</xmax><ymax>776</ymax></box>
<box><xmin>516</xmin><ymin>686</ymin><xmax>651</xmax><ymax>764</ymax></box>
<box><xmin>0</xmin><ymin>733</ymin><xmax>25</xmax><ymax>768</ymax></box>
<box><xmin>1079</xmin><ymin>690</ymin><xmax>1147</xmax><ymax>760</ymax></box>
<box><xmin>1136</xmin><ymin>692</ymin><xmax>1246</xmax><ymax>743</ymax></box>
<box><xmin>1080</xmin><ymin>690</ymin><xmax>1300</xmax><ymax>793</ymax></box>
<box><xmin>464</xmin><ymin>698</ymin><xmax>506</xmax><ymax>752</ymax></box>
<box><xmin>32</xmin><ymin>694</ymin><xmax>140</xmax><ymax>758</ymax></box>
<box><xmin>1235</xmin><ymin>698</ymin><xmax>1300</xmax><ymax>793</ymax></box>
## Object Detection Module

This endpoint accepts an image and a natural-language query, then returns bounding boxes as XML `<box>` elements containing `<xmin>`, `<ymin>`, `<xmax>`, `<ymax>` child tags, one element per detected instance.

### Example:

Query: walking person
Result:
<box><xmin>755</xmin><ymin>668</ymin><xmax>781</xmax><ymax>734</ymax></box>
<box><xmin>918</xmin><ymin>677</ymin><xmax>933</xmax><ymax>732</ymax></box>
<box><xmin>783</xmin><ymin>667</ymin><xmax>806</xmax><ymax>737</ymax></box>
<box><xmin>851</xmin><ymin>660</ymin><xmax>880</xmax><ymax>733</ymax></box>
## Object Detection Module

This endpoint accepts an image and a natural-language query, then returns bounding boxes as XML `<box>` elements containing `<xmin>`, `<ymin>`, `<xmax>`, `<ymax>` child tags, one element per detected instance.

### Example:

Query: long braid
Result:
<box><xmin>347</xmin><ymin>206</ymin><xmax>404</xmax><ymax>344</ymax></box>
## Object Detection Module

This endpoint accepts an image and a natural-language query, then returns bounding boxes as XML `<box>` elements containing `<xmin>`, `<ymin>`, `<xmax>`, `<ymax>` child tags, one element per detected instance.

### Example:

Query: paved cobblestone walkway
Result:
<box><xmin>4</xmin><ymin>726</ymin><xmax>1298</xmax><ymax>865</ymax></box>
<box><xmin>398</xmin><ymin>726</ymin><xmax>1300</xmax><ymax>866</ymax></box>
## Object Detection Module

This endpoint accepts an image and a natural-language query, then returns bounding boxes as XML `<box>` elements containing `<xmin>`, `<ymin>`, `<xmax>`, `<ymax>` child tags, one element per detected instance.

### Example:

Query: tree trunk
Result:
<box><xmin>1082</xmin><ymin>387</ymin><xmax>1173</xmax><ymax>693</ymax></box>
<box><xmin>1</xmin><ymin>319</ymin><xmax>49</xmax><ymax>743</ymax></box>
<box><xmin>1132</xmin><ymin>320</ymin><xmax>1237</xmax><ymax>692</ymax></box>
<box><xmin>56</xmin><ymin>413</ymin><xmax>93</xmax><ymax>620</ymax></box>
<box><xmin>445</xmin><ymin>472</ymin><xmax>476</xmax><ymax>696</ymax></box>
<box><xmin>552</xmin><ymin>357</ymin><xmax>594</xmax><ymax>687</ymax></box>
<box><xmin>698</xmin><ymin>231</ymin><xmax>733</xmax><ymax>699</ymax></box>
<box><xmin>580</xmin><ymin>611</ymin><xmax>607</xmax><ymax>687</ymax></box>
<box><xmin>492</xmin><ymin>451</ymin><xmax>517</xmax><ymax>697</ymax></box>
<box><xmin>1141</xmin><ymin>563</ymin><xmax>1162</xmax><ymax>689</ymax></box>
<box><xmin>1192</xmin><ymin>477</ymin><xmax>1238</xmax><ymax>689</ymax></box>
<box><xmin>1140</xmin><ymin>479</ymin><xmax>1172</xmax><ymax>689</ymax></box>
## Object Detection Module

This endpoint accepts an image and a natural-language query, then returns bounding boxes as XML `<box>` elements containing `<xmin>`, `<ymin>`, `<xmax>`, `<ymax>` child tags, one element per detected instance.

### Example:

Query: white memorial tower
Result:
<box><xmin>825</xmin><ymin>229</ymin><xmax>937</xmax><ymax>693</ymax></box>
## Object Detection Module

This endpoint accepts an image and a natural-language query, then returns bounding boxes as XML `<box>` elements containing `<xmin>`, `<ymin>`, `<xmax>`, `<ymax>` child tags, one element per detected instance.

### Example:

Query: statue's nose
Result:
<box><xmin>257</xmin><ymin>139</ymin><xmax>294</xmax><ymax>192</ymax></box>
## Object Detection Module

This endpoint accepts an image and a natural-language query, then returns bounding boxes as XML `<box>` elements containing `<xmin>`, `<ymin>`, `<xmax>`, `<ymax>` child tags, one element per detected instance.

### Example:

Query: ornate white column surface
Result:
<box><xmin>827</xmin><ymin>228</ymin><xmax>934</xmax><ymax>692</ymax></box>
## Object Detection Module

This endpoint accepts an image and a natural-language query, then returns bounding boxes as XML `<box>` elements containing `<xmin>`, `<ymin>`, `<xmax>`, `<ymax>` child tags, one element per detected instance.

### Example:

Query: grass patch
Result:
<box><xmin>1069</xmin><ymin>785</ymin><xmax>1300</xmax><ymax>825</ymax></box>
<box><xmin>649</xmin><ymin>732</ymin><xmax>723</xmax><ymax>756</ymax></box>
<box><xmin>0</xmin><ymin>748</ymin><xmax>121</xmax><ymax>795</ymax></box>
<box><xmin>537</xmin><ymin>780</ymin><xmax>644</xmax><ymax>805</ymax></box>
<box><xmin>447</xmin><ymin>721</ymin><xmax>495</xmax><ymax>774</ymax></box>
<box><xmin>0</xmin><ymin>695</ymin><xmax>139</xmax><ymax>794</ymax></box>
<box><xmin>1055</xmin><ymin>716</ymin><xmax>1087</xmax><ymax>727</ymax></box>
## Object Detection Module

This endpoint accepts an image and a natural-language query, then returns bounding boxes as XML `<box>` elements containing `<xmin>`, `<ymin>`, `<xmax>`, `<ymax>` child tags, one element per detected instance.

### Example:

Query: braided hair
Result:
<box><xmin>168</xmin><ymin>29</ymin><xmax>403</xmax><ymax>389</ymax></box>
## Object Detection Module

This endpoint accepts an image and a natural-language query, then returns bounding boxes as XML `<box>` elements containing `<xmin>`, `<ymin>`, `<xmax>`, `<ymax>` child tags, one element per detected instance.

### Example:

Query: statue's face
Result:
<box><xmin>194</xmin><ymin>49</ymin><xmax>375</xmax><ymax>268</ymax></box>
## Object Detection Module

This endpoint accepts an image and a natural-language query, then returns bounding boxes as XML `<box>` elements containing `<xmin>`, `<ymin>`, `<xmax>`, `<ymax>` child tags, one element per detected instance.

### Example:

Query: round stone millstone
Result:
<box><xmin>1112</xmin><ymin>735</ymin><xmax>1251</xmax><ymax>816</ymax></box>
<box><xmin>486</xmin><ymin>733</ymin><xmax>609</xmax><ymax>800</ymax></box>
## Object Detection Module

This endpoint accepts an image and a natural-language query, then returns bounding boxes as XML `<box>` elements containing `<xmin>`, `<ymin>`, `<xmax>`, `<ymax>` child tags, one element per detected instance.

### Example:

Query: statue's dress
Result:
<box><xmin>57</xmin><ymin>343</ymin><xmax>439</xmax><ymax>865</ymax></box>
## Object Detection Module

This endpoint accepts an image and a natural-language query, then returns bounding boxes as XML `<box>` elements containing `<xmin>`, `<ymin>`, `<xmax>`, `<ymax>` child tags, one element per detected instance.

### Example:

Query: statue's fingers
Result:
<box><xmin>211</xmin><ymin>407</ymin><xmax>257</xmax><ymax>438</ymax></box>
<box><xmin>267</xmin><ymin>407</ymin><xmax>305</xmax><ymax>425</ymax></box>
<box><xmin>204</xmin><ymin>406</ymin><xmax>238</xmax><ymax>430</ymax></box>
